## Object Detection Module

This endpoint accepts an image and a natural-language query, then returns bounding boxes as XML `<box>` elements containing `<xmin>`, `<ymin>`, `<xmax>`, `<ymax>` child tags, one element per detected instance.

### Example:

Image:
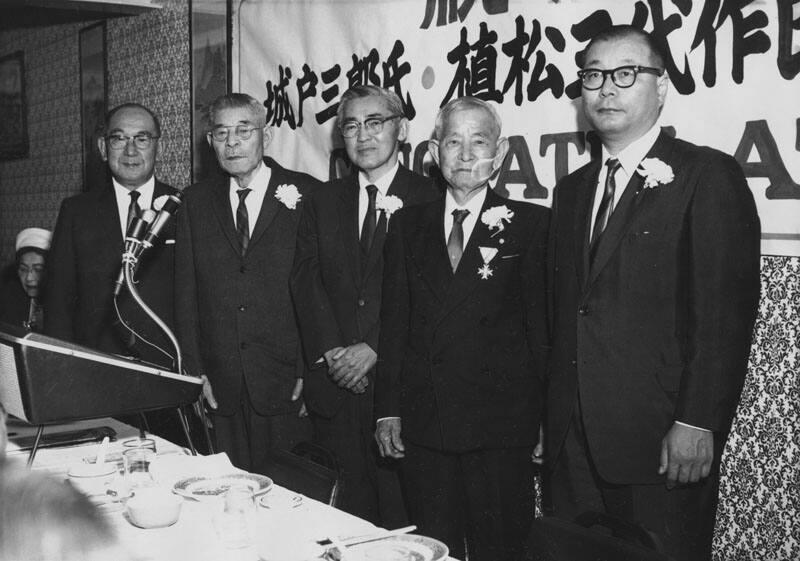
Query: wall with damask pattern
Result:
<box><xmin>0</xmin><ymin>0</ymin><xmax>190</xmax><ymax>269</ymax></box>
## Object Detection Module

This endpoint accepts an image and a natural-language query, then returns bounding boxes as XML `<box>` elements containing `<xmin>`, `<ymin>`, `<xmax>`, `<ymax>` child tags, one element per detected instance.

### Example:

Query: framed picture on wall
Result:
<box><xmin>79</xmin><ymin>22</ymin><xmax>108</xmax><ymax>191</ymax></box>
<box><xmin>191</xmin><ymin>0</ymin><xmax>229</xmax><ymax>182</ymax></box>
<box><xmin>0</xmin><ymin>51</ymin><xmax>29</xmax><ymax>160</ymax></box>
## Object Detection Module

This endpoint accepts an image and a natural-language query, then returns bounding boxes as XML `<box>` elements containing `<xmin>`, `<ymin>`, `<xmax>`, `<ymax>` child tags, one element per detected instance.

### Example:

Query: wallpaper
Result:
<box><xmin>714</xmin><ymin>256</ymin><xmax>799</xmax><ymax>560</ymax></box>
<box><xmin>0</xmin><ymin>0</ymin><xmax>191</xmax><ymax>267</ymax></box>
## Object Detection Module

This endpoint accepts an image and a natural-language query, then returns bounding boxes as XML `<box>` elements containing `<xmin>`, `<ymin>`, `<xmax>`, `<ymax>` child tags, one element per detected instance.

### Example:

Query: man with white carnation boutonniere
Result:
<box><xmin>374</xmin><ymin>96</ymin><xmax>549</xmax><ymax>561</ymax></box>
<box><xmin>291</xmin><ymin>85</ymin><xmax>438</xmax><ymax>526</ymax></box>
<box><xmin>546</xmin><ymin>25</ymin><xmax>760</xmax><ymax>561</ymax></box>
<box><xmin>175</xmin><ymin>93</ymin><xmax>322</xmax><ymax>472</ymax></box>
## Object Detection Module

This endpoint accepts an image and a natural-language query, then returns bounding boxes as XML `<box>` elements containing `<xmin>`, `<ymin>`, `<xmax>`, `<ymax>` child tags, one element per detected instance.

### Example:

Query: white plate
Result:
<box><xmin>258</xmin><ymin>491</ymin><xmax>304</xmax><ymax>510</ymax></box>
<box><xmin>172</xmin><ymin>473</ymin><xmax>272</xmax><ymax>500</ymax></box>
<box><xmin>347</xmin><ymin>534</ymin><xmax>449</xmax><ymax>561</ymax></box>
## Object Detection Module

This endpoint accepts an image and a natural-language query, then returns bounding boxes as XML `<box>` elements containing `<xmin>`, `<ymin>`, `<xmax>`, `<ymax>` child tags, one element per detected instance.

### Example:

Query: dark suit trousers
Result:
<box><xmin>548</xmin><ymin>412</ymin><xmax>721</xmax><ymax>561</ymax></box>
<box><xmin>213</xmin><ymin>383</ymin><xmax>311</xmax><ymax>472</ymax></box>
<box><xmin>310</xmin><ymin>391</ymin><xmax>409</xmax><ymax>527</ymax></box>
<box><xmin>403</xmin><ymin>441</ymin><xmax>535</xmax><ymax>561</ymax></box>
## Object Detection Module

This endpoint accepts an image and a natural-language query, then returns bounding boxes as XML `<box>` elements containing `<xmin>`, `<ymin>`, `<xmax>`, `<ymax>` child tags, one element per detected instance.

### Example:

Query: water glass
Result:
<box><xmin>123</xmin><ymin>447</ymin><xmax>155</xmax><ymax>488</ymax></box>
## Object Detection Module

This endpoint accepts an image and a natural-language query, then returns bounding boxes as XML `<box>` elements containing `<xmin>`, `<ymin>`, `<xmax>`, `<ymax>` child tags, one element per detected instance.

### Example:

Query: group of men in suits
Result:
<box><xmin>39</xmin><ymin>24</ymin><xmax>761</xmax><ymax>561</ymax></box>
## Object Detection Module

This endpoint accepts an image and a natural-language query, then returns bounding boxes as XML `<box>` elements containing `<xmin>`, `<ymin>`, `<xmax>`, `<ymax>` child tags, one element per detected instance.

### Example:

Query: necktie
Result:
<box><xmin>447</xmin><ymin>209</ymin><xmax>470</xmax><ymax>272</ymax></box>
<box><xmin>236</xmin><ymin>188</ymin><xmax>251</xmax><ymax>257</ymax></box>
<box><xmin>126</xmin><ymin>190</ymin><xmax>142</xmax><ymax>232</ymax></box>
<box><xmin>360</xmin><ymin>184</ymin><xmax>378</xmax><ymax>254</ymax></box>
<box><xmin>590</xmin><ymin>158</ymin><xmax>621</xmax><ymax>260</ymax></box>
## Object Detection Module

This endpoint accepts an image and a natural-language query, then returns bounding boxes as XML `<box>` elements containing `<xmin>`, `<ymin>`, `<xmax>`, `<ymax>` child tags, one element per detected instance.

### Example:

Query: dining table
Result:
<box><xmin>4</xmin><ymin>416</ymin><xmax>455</xmax><ymax>561</ymax></box>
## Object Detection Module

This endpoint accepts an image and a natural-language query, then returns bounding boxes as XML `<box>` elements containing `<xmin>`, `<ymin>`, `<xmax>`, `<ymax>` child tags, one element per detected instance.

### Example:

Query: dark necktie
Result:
<box><xmin>126</xmin><ymin>190</ymin><xmax>142</xmax><ymax>231</ymax></box>
<box><xmin>236</xmin><ymin>188</ymin><xmax>251</xmax><ymax>257</ymax></box>
<box><xmin>590</xmin><ymin>158</ymin><xmax>621</xmax><ymax>260</ymax></box>
<box><xmin>447</xmin><ymin>209</ymin><xmax>470</xmax><ymax>272</ymax></box>
<box><xmin>360</xmin><ymin>184</ymin><xmax>378</xmax><ymax>254</ymax></box>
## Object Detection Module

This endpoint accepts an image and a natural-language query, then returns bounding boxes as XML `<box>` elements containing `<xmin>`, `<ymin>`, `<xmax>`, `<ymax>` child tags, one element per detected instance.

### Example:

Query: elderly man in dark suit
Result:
<box><xmin>291</xmin><ymin>85</ymin><xmax>438</xmax><ymax>525</ymax></box>
<box><xmin>175</xmin><ymin>93</ymin><xmax>319</xmax><ymax>471</ymax></box>
<box><xmin>375</xmin><ymin>96</ymin><xmax>549</xmax><ymax>560</ymax></box>
<box><xmin>546</xmin><ymin>25</ymin><xmax>761</xmax><ymax>560</ymax></box>
<box><xmin>46</xmin><ymin>103</ymin><xmax>179</xmax><ymax>368</ymax></box>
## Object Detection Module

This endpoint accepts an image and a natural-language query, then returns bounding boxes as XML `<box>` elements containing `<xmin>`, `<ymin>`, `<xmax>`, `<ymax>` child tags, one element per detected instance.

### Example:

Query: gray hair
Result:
<box><xmin>206</xmin><ymin>93</ymin><xmax>267</xmax><ymax>129</ymax></box>
<box><xmin>337</xmin><ymin>85</ymin><xmax>405</xmax><ymax>124</ymax></box>
<box><xmin>432</xmin><ymin>97</ymin><xmax>502</xmax><ymax>140</ymax></box>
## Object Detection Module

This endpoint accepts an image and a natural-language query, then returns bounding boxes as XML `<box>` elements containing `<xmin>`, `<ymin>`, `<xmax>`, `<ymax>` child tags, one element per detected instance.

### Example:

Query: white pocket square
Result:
<box><xmin>164</xmin><ymin>239</ymin><xmax>176</xmax><ymax>245</ymax></box>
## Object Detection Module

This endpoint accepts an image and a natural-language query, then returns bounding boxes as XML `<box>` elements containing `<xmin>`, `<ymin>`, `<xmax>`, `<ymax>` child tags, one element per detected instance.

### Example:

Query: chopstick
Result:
<box><xmin>319</xmin><ymin>525</ymin><xmax>417</xmax><ymax>548</ymax></box>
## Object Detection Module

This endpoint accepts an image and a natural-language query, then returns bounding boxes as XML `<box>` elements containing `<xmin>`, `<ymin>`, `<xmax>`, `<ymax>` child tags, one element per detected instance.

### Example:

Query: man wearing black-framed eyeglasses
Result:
<box><xmin>45</xmin><ymin>103</ymin><xmax>185</xmax><ymax>442</ymax></box>
<box><xmin>546</xmin><ymin>25</ymin><xmax>760</xmax><ymax>561</ymax></box>
<box><xmin>291</xmin><ymin>85</ymin><xmax>438</xmax><ymax>526</ymax></box>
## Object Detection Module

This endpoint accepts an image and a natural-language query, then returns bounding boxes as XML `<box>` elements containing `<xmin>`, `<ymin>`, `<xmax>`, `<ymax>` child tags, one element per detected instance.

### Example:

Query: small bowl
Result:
<box><xmin>67</xmin><ymin>462</ymin><xmax>117</xmax><ymax>497</ymax></box>
<box><xmin>125</xmin><ymin>487</ymin><xmax>183</xmax><ymax>529</ymax></box>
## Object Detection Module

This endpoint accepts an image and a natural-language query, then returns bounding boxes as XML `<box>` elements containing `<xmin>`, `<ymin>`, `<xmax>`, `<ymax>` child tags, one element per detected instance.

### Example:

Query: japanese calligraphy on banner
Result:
<box><xmin>234</xmin><ymin>0</ymin><xmax>800</xmax><ymax>256</ymax></box>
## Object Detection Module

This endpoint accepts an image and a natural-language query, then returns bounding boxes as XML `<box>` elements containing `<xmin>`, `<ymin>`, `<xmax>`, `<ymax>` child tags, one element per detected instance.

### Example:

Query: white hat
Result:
<box><xmin>15</xmin><ymin>228</ymin><xmax>52</xmax><ymax>253</ymax></box>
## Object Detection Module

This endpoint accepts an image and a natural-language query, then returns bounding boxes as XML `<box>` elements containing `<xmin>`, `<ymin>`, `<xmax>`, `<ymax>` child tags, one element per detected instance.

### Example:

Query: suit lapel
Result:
<box><xmin>249</xmin><ymin>158</ymin><xmax>283</xmax><ymax>251</ymax></box>
<box><xmin>411</xmin><ymin>197</ymin><xmax>450</xmax><ymax>303</ymax></box>
<box><xmin>210</xmin><ymin>174</ymin><xmax>242</xmax><ymax>257</ymax></box>
<box><xmin>362</xmin><ymin>166</ymin><xmax>413</xmax><ymax>280</ymax></box>
<box><xmin>338</xmin><ymin>175</ymin><xmax>361</xmax><ymax>286</ymax></box>
<box><xmin>587</xmin><ymin>132</ymin><xmax>676</xmax><ymax>287</ymax></box>
<box><xmin>435</xmin><ymin>189</ymin><xmax>501</xmax><ymax>325</ymax></box>
<box><xmin>573</xmin><ymin>161</ymin><xmax>601</xmax><ymax>289</ymax></box>
<box><xmin>99</xmin><ymin>183</ymin><xmax>125</xmax><ymax>250</ymax></box>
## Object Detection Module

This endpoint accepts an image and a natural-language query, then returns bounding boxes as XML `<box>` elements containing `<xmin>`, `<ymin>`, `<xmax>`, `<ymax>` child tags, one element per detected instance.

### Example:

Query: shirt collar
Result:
<box><xmin>113</xmin><ymin>176</ymin><xmax>155</xmax><ymax>208</ymax></box>
<box><xmin>229</xmin><ymin>161</ymin><xmax>270</xmax><ymax>194</ymax></box>
<box><xmin>358</xmin><ymin>161</ymin><xmax>400</xmax><ymax>196</ymax></box>
<box><xmin>445</xmin><ymin>186</ymin><xmax>487</xmax><ymax>217</ymax></box>
<box><xmin>602</xmin><ymin>123</ymin><xmax>661</xmax><ymax>176</ymax></box>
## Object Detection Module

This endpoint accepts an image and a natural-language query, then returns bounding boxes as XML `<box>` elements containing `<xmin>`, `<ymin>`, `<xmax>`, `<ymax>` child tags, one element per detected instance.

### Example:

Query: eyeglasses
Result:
<box><xmin>577</xmin><ymin>65</ymin><xmax>664</xmax><ymax>90</ymax></box>
<box><xmin>208</xmin><ymin>125</ymin><xmax>260</xmax><ymax>143</ymax></box>
<box><xmin>106</xmin><ymin>133</ymin><xmax>159</xmax><ymax>150</ymax></box>
<box><xmin>339</xmin><ymin>115</ymin><xmax>402</xmax><ymax>138</ymax></box>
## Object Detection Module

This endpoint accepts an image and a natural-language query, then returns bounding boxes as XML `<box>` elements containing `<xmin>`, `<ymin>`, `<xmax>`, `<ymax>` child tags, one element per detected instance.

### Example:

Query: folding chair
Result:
<box><xmin>253</xmin><ymin>441</ymin><xmax>340</xmax><ymax>507</ymax></box>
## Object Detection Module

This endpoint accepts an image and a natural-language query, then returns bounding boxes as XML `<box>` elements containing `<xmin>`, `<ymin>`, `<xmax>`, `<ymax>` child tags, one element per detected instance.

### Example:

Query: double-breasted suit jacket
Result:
<box><xmin>376</xmin><ymin>187</ymin><xmax>550</xmax><ymax>453</ymax></box>
<box><xmin>291</xmin><ymin>166</ymin><xmax>439</xmax><ymax>418</ymax></box>
<box><xmin>174</xmin><ymin>157</ymin><xmax>321</xmax><ymax>416</ymax></box>
<box><xmin>45</xmin><ymin>179</ymin><xmax>179</xmax><ymax>368</ymax></box>
<box><xmin>547</xmin><ymin>131</ymin><xmax>761</xmax><ymax>484</ymax></box>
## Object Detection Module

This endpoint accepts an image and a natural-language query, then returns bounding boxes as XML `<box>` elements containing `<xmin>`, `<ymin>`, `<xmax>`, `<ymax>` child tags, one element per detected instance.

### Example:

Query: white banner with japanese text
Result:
<box><xmin>234</xmin><ymin>0</ymin><xmax>800</xmax><ymax>256</ymax></box>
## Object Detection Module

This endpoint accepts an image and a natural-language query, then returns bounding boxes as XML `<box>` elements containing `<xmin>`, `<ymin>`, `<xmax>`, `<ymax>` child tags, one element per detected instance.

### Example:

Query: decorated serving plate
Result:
<box><xmin>172</xmin><ymin>473</ymin><xmax>272</xmax><ymax>500</ymax></box>
<box><xmin>346</xmin><ymin>534</ymin><xmax>448</xmax><ymax>561</ymax></box>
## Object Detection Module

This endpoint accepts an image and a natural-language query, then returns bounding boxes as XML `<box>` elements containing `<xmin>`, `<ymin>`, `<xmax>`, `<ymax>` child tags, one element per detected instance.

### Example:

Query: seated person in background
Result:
<box><xmin>0</xmin><ymin>228</ymin><xmax>51</xmax><ymax>331</ymax></box>
<box><xmin>0</xmin><ymin>462</ymin><xmax>131</xmax><ymax>561</ymax></box>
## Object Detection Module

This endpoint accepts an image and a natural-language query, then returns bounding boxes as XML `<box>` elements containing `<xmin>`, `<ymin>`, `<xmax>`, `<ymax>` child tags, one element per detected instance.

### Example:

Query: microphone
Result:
<box><xmin>114</xmin><ymin>210</ymin><xmax>156</xmax><ymax>296</ymax></box>
<box><xmin>141</xmin><ymin>191</ymin><xmax>183</xmax><ymax>251</ymax></box>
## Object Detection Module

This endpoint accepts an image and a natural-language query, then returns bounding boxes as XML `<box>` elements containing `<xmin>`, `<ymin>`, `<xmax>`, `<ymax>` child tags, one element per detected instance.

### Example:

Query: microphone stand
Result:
<box><xmin>121</xmin><ymin>243</ymin><xmax>213</xmax><ymax>455</ymax></box>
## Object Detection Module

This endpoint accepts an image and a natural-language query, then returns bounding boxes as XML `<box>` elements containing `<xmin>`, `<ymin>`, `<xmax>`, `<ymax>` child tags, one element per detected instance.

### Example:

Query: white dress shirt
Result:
<box><xmin>358</xmin><ymin>161</ymin><xmax>399</xmax><ymax>228</ymax></box>
<box><xmin>228</xmin><ymin>161</ymin><xmax>271</xmax><ymax>237</ymax></box>
<box><xmin>589</xmin><ymin>123</ymin><xmax>661</xmax><ymax>240</ymax></box>
<box><xmin>443</xmin><ymin>186</ymin><xmax>488</xmax><ymax>246</ymax></box>
<box><xmin>113</xmin><ymin>177</ymin><xmax>155</xmax><ymax>238</ymax></box>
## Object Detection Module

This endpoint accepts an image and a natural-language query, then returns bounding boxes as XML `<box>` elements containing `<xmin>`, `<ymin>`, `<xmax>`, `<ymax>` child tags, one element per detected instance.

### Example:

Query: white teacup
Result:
<box><xmin>67</xmin><ymin>462</ymin><xmax>117</xmax><ymax>497</ymax></box>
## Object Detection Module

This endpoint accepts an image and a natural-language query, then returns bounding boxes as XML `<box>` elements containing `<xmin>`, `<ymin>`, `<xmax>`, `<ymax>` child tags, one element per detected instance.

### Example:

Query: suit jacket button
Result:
<box><xmin>571</xmin><ymin>359</ymin><xmax>577</xmax><ymax>366</ymax></box>
<box><xmin>358</xmin><ymin>299</ymin><xmax>366</xmax><ymax>307</ymax></box>
<box><xmin>578</xmin><ymin>306</ymin><xmax>589</xmax><ymax>316</ymax></box>
<box><xmin>240</xmin><ymin>266</ymin><xmax>247</xmax><ymax>273</ymax></box>
<box><xmin>238</xmin><ymin>305</ymin><xmax>246</xmax><ymax>312</ymax></box>
<box><xmin>240</xmin><ymin>342</ymin><xmax>248</xmax><ymax>350</ymax></box>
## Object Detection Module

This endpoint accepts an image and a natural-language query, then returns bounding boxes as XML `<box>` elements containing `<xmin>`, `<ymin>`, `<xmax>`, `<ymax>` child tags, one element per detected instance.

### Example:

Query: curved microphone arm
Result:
<box><xmin>122</xmin><ymin>255</ymin><xmax>183</xmax><ymax>375</ymax></box>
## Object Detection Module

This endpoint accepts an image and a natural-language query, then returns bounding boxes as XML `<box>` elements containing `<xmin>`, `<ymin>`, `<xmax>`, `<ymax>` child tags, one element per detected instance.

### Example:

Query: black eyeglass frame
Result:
<box><xmin>105</xmin><ymin>133</ymin><xmax>160</xmax><ymax>150</ymax></box>
<box><xmin>577</xmin><ymin>65</ymin><xmax>665</xmax><ymax>90</ymax></box>
<box><xmin>338</xmin><ymin>114</ymin><xmax>403</xmax><ymax>138</ymax></box>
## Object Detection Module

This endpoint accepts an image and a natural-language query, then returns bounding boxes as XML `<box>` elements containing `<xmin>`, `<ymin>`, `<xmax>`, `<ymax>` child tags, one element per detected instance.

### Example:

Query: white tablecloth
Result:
<box><xmin>5</xmin><ymin>418</ymin><xmax>378</xmax><ymax>561</ymax></box>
